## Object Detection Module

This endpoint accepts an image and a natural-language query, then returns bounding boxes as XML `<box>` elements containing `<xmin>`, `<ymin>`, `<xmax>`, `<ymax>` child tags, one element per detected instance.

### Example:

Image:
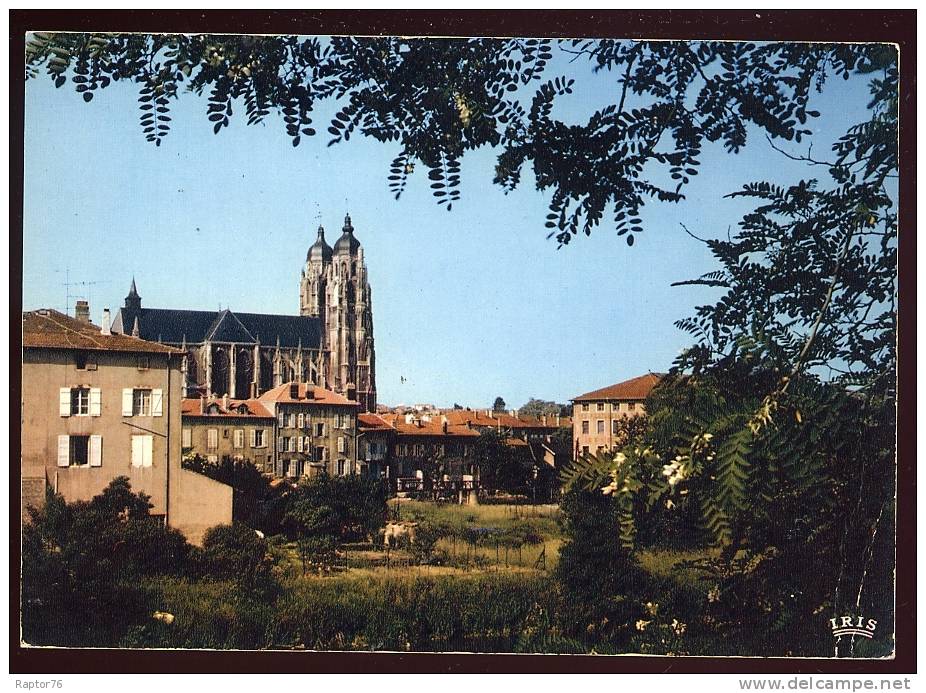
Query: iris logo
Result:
<box><xmin>830</xmin><ymin>615</ymin><xmax>877</xmax><ymax>639</ymax></box>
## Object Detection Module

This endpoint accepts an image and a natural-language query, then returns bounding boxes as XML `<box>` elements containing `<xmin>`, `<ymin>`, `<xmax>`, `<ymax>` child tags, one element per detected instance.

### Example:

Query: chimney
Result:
<box><xmin>75</xmin><ymin>300</ymin><xmax>90</xmax><ymax>323</ymax></box>
<box><xmin>222</xmin><ymin>393</ymin><xmax>229</xmax><ymax>411</ymax></box>
<box><xmin>200</xmin><ymin>395</ymin><xmax>206</xmax><ymax>415</ymax></box>
<box><xmin>442</xmin><ymin>421</ymin><xmax>448</xmax><ymax>434</ymax></box>
<box><xmin>289</xmin><ymin>383</ymin><xmax>300</xmax><ymax>400</ymax></box>
<box><xmin>101</xmin><ymin>308</ymin><xmax>111</xmax><ymax>335</ymax></box>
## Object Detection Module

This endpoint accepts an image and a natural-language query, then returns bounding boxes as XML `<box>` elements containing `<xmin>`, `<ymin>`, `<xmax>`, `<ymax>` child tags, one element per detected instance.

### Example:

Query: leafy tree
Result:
<box><xmin>492</xmin><ymin>396</ymin><xmax>507</xmax><ymax>412</ymax></box>
<box><xmin>473</xmin><ymin>429</ymin><xmax>533</xmax><ymax>495</ymax></box>
<box><xmin>182</xmin><ymin>454</ymin><xmax>291</xmax><ymax>533</ymax></box>
<box><xmin>201</xmin><ymin>522</ymin><xmax>274</xmax><ymax>592</ymax></box>
<box><xmin>282</xmin><ymin>500</ymin><xmax>339</xmax><ymax>575</ymax></box>
<box><xmin>21</xmin><ymin>478</ymin><xmax>193</xmax><ymax>646</ymax></box>
<box><xmin>562</xmin><ymin>43</ymin><xmax>897</xmax><ymax>655</ymax></box>
<box><xmin>517</xmin><ymin>397</ymin><xmax>566</xmax><ymax>418</ymax></box>
<box><xmin>25</xmin><ymin>35</ymin><xmax>893</xmax><ymax>245</ymax></box>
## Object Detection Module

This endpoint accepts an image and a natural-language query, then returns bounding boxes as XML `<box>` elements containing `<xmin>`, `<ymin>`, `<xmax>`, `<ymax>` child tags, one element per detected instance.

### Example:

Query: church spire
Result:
<box><xmin>125</xmin><ymin>277</ymin><xmax>142</xmax><ymax>311</ymax></box>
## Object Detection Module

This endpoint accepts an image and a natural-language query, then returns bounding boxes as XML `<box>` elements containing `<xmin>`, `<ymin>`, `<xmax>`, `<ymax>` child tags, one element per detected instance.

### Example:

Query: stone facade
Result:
<box><xmin>258</xmin><ymin>382</ymin><xmax>359</xmax><ymax>478</ymax></box>
<box><xmin>181</xmin><ymin>397</ymin><xmax>276</xmax><ymax>474</ymax></box>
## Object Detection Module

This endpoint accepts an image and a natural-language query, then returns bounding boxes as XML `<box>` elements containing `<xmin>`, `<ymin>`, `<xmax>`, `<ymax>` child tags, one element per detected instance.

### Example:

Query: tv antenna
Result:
<box><xmin>58</xmin><ymin>269</ymin><xmax>111</xmax><ymax>317</ymax></box>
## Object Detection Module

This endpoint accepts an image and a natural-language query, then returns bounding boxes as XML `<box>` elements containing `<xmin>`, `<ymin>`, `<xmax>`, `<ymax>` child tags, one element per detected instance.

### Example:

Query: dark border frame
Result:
<box><xmin>9</xmin><ymin>9</ymin><xmax>916</xmax><ymax>675</ymax></box>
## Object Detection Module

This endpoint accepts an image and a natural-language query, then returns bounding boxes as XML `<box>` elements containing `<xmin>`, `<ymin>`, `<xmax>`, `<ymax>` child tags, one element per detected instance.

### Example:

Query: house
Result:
<box><xmin>378</xmin><ymin>412</ymin><xmax>481</xmax><ymax>503</ymax></box>
<box><xmin>571</xmin><ymin>373</ymin><xmax>662</xmax><ymax>459</ymax></box>
<box><xmin>258</xmin><ymin>381</ymin><xmax>359</xmax><ymax>478</ymax></box>
<box><xmin>181</xmin><ymin>396</ymin><xmax>276</xmax><ymax>474</ymax></box>
<box><xmin>357</xmin><ymin>412</ymin><xmax>395</xmax><ymax>479</ymax></box>
<box><xmin>21</xmin><ymin>308</ymin><xmax>232</xmax><ymax>544</ymax></box>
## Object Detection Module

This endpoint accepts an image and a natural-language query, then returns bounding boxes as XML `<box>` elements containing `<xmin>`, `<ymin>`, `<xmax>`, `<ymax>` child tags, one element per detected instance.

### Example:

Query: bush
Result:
<box><xmin>201</xmin><ymin>523</ymin><xmax>275</xmax><ymax>593</ymax></box>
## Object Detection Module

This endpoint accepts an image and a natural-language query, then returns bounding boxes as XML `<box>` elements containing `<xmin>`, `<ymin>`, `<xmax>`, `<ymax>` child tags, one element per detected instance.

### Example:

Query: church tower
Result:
<box><xmin>300</xmin><ymin>214</ymin><xmax>376</xmax><ymax>412</ymax></box>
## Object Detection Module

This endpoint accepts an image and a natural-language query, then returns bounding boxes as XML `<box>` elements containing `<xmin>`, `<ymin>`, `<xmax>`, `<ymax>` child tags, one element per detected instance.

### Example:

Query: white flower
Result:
<box><xmin>671</xmin><ymin>619</ymin><xmax>687</xmax><ymax>635</ymax></box>
<box><xmin>707</xmin><ymin>585</ymin><xmax>721</xmax><ymax>603</ymax></box>
<box><xmin>635</xmin><ymin>619</ymin><xmax>651</xmax><ymax>632</ymax></box>
<box><xmin>666</xmin><ymin>499</ymin><xmax>675</xmax><ymax>510</ymax></box>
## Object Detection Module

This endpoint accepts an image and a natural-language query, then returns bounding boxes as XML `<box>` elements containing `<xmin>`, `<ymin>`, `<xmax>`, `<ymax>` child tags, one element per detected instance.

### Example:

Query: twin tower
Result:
<box><xmin>300</xmin><ymin>213</ymin><xmax>376</xmax><ymax>411</ymax></box>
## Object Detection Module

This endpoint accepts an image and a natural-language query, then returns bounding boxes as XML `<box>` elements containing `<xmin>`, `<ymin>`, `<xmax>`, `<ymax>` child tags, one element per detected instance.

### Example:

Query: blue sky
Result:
<box><xmin>22</xmin><ymin>40</ymin><xmax>874</xmax><ymax>408</ymax></box>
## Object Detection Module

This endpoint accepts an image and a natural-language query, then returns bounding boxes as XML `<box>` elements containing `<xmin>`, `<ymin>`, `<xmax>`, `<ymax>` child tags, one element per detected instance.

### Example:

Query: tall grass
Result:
<box><xmin>133</xmin><ymin>572</ymin><xmax>556</xmax><ymax>652</ymax></box>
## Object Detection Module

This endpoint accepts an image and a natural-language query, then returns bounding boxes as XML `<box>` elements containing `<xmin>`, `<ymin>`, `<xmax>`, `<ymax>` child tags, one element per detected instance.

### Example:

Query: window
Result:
<box><xmin>298</xmin><ymin>413</ymin><xmax>305</xmax><ymax>429</ymax></box>
<box><xmin>233</xmin><ymin>429</ymin><xmax>244</xmax><ymax>449</ymax></box>
<box><xmin>629</xmin><ymin>402</ymin><xmax>637</xmax><ymax>411</ymax></box>
<box><xmin>612</xmin><ymin>420</ymin><xmax>620</xmax><ymax>435</ymax></box>
<box><xmin>315</xmin><ymin>446</ymin><xmax>326</xmax><ymax>462</ymax></box>
<box><xmin>597</xmin><ymin>420</ymin><xmax>605</xmax><ymax>434</ymax></box>
<box><xmin>59</xmin><ymin>387</ymin><xmax>101</xmax><ymax>417</ymax></box>
<box><xmin>71</xmin><ymin>388</ymin><xmax>90</xmax><ymax>416</ymax></box>
<box><xmin>581</xmin><ymin>420</ymin><xmax>589</xmax><ymax>434</ymax></box>
<box><xmin>182</xmin><ymin>427</ymin><xmax>192</xmax><ymax>448</ymax></box>
<box><xmin>122</xmin><ymin>388</ymin><xmax>162</xmax><ymax>417</ymax></box>
<box><xmin>278</xmin><ymin>411</ymin><xmax>285</xmax><ymax>427</ymax></box>
<box><xmin>131</xmin><ymin>434</ymin><xmax>153</xmax><ymax>468</ymax></box>
<box><xmin>597</xmin><ymin>402</ymin><xmax>605</xmax><ymax>411</ymax></box>
<box><xmin>337</xmin><ymin>436</ymin><xmax>346</xmax><ymax>454</ymax></box>
<box><xmin>581</xmin><ymin>445</ymin><xmax>589</xmax><ymax>456</ymax></box>
<box><xmin>133</xmin><ymin>389</ymin><xmax>152</xmax><ymax>416</ymax></box>
<box><xmin>207</xmin><ymin>429</ymin><xmax>218</xmax><ymax>450</ymax></box>
<box><xmin>337</xmin><ymin>459</ymin><xmax>346</xmax><ymax>476</ymax></box>
<box><xmin>75</xmin><ymin>352</ymin><xmax>88</xmax><ymax>369</ymax></box>
<box><xmin>137</xmin><ymin>356</ymin><xmax>150</xmax><ymax>371</ymax></box>
<box><xmin>251</xmin><ymin>429</ymin><xmax>266</xmax><ymax>448</ymax></box>
<box><xmin>56</xmin><ymin>434</ymin><xmax>102</xmax><ymax>467</ymax></box>
<box><xmin>581</xmin><ymin>403</ymin><xmax>589</xmax><ymax>412</ymax></box>
<box><xmin>314</xmin><ymin>422</ymin><xmax>325</xmax><ymax>437</ymax></box>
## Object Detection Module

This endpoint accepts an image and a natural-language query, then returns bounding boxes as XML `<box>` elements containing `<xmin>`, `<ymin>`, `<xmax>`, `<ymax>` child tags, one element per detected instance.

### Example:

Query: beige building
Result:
<box><xmin>258</xmin><ymin>381</ymin><xmax>359</xmax><ymax>478</ymax></box>
<box><xmin>571</xmin><ymin>373</ymin><xmax>662</xmax><ymax>459</ymax></box>
<box><xmin>181</xmin><ymin>396</ymin><xmax>276</xmax><ymax>474</ymax></box>
<box><xmin>21</xmin><ymin>309</ymin><xmax>232</xmax><ymax>544</ymax></box>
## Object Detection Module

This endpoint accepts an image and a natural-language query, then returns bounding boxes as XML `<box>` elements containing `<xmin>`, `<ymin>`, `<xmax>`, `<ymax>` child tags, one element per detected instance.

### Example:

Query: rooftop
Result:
<box><xmin>181</xmin><ymin>398</ymin><xmax>274</xmax><ymax>418</ymax></box>
<box><xmin>23</xmin><ymin>309</ymin><xmax>182</xmax><ymax>355</ymax></box>
<box><xmin>258</xmin><ymin>381</ymin><xmax>358</xmax><ymax>407</ymax></box>
<box><xmin>572</xmin><ymin>373</ymin><xmax>663</xmax><ymax>402</ymax></box>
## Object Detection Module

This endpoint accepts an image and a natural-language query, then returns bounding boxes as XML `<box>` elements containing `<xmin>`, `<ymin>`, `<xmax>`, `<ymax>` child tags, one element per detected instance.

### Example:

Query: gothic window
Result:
<box><xmin>235</xmin><ymin>348</ymin><xmax>252</xmax><ymax>399</ymax></box>
<box><xmin>212</xmin><ymin>347</ymin><xmax>229</xmax><ymax>396</ymax></box>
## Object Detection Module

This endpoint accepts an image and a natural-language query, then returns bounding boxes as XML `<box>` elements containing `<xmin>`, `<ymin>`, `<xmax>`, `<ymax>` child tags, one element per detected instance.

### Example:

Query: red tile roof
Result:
<box><xmin>258</xmin><ymin>381</ymin><xmax>358</xmax><ymax>406</ymax></box>
<box><xmin>358</xmin><ymin>413</ymin><xmax>395</xmax><ymax>431</ymax></box>
<box><xmin>572</xmin><ymin>373</ymin><xmax>663</xmax><ymax>402</ymax></box>
<box><xmin>378</xmin><ymin>413</ymin><xmax>480</xmax><ymax>438</ymax></box>
<box><xmin>23</xmin><ymin>309</ymin><xmax>182</xmax><ymax>355</ymax></box>
<box><xmin>441</xmin><ymin>409</ymin><xmax>568</xmax><ymax>430</ymax></box>
<box><xmin>181</xmin><ymin>398</ymin><xmax>274</xmax><ymax>419</ymax></box>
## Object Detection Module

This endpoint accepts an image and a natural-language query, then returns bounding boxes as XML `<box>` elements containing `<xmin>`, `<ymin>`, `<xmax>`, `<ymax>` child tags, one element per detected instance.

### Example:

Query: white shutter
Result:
<box><xmin>143</xmin><ymin>435</ymin><xmax>153</xmax><ymax>467</ymax></box>
<box><xmin>277</xmin><ymin>436</ymin><xmax>283</xmax><ymax>452</ymax></box>
<box><xmin>131</xmin><ymin>435</ymin><xmax>143</xmax><ymax>467</ymax></box>
<box><xmin>249</xmin><ymin>429</ymin><xmax>256</xmax><ymax>447</ymax></box>
<box><xmin>338</xmin><ymin>436</ymin><xmax>346</xmax><ymax>453</ymax></box>
<box><xmin>57</xmin><ymin>435</ymin><xmax>70</xmax><ymax>466</ymax></box>
<box><xmin>122</xmin><ymin>388</ymin><xmax>134</xmax><ymax>416</ymax></box>
<box><xmin>234</xmin><ymin>429</ymin><xmax>244</xmax><ymax>448</ymax></box>
<box><xmin>297</xmin><ymin>436</ymin><xmax>304</xmax><ymax>453</ymax></box>
<box><xmin>151</xmin><ymin>388</ymin><xmax>163</xmax><ymax>417</ymax></box>
<box><xmin>89</xmin><ymin>435</ymin><xmax>102</xmax><ymax>467</ymax></box>
<box><xmin>182</xmin><ymin>427</ymin><xmax>192</xmax><ymax>448</ymax></box>
<box><xmin>298</xmin><ymin>413</ymin><xmax>304</xmax><ymax>429</ymax></box>
<box><xmin>59</xmin><ymin>388</ymin><xmax>71</xmax><ymax>417</ymax></box>
<box><xmin>89</xmin><ymin>388</ymin><xmax>102</xmax><ymax>417</ymax></box>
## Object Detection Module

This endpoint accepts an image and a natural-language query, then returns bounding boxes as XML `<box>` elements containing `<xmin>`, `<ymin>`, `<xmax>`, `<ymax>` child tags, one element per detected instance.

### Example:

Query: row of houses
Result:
<box><xmin>21</xmin><ymin>306</ymin><xmax>658</xmax><ymax>542</ymax></box>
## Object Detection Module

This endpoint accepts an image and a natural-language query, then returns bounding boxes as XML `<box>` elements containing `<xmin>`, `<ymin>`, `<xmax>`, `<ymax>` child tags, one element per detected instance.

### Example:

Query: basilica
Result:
<box><xmin>111</xmin><ymin>214</ymin><xmax>377</xmax><ymax>411</ymax></box>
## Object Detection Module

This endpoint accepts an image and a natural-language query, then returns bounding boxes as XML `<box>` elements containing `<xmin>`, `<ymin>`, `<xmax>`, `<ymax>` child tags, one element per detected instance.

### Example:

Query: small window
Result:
<box><xmin>581</xmin><ymin>420</ymin><xmax>589</xmax><ymax>434</ymax></box>
<box><xmin>612</xmin><ymin>420</ymin><xmax>620</xmax><ymax>435</ymax></box>
<box><xmin>254</xmin><ymin>429</ymin><xmax>265</xmax><ymax>448</ymax></box>
<box><xmin>629</xmin><ymin>402</ymin><xmax>637</xmax><ymax>411</ymax></box>
<box><xmin>582</xmin><ymin>445</ymin><xmax>589</xmax><ymax>456</ymax></box>
<box><xmin>597</xmin><ymin>420</ymin><xmax>605</xmax><ymax>434</ymax></box>
<box><xmin>75</xmin><ymin>352</ymin><xmax>87</xmax><ymax>370</ymax></box>
<box><xmin>137</xmin><ymin>356</ymin><xmax>150</xmax><ymax>371</ymax></box>
<box><xmin>337</xmin><ymin>459</ymin><xmax>346</xmax><ymax>476</ymax></box>
<box><xmin>133</xmin><ymin>389</ymin><xmax>152</xmax><ymax>416</ymax></box>
<box><xmin>597</xmin><ymin>402</ymin><xmax>605</xmax><ymax>412</ymax></box>
<box><xmin>70</xmin><ymin>387</ymin><xmax>90</xmax><ymax>416</ymax></box>
<box><xmin>314</xmin><ymin>422</ymin><xmax>325</xmax><ymax>437</ymax></box>
<box><xmin>315</xmin><ymin>446</ymin><xmax>326</xmax><ymax>462</ymax></box>
<box><xmin>207</xmin><ymin>429</ymin><xmax>218</xmax><ymax>450</ymax></box>
<box><xmin>581</xmin><ymin>403</ymin><xmax>589</xmax><ymax>412</ymax></box>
